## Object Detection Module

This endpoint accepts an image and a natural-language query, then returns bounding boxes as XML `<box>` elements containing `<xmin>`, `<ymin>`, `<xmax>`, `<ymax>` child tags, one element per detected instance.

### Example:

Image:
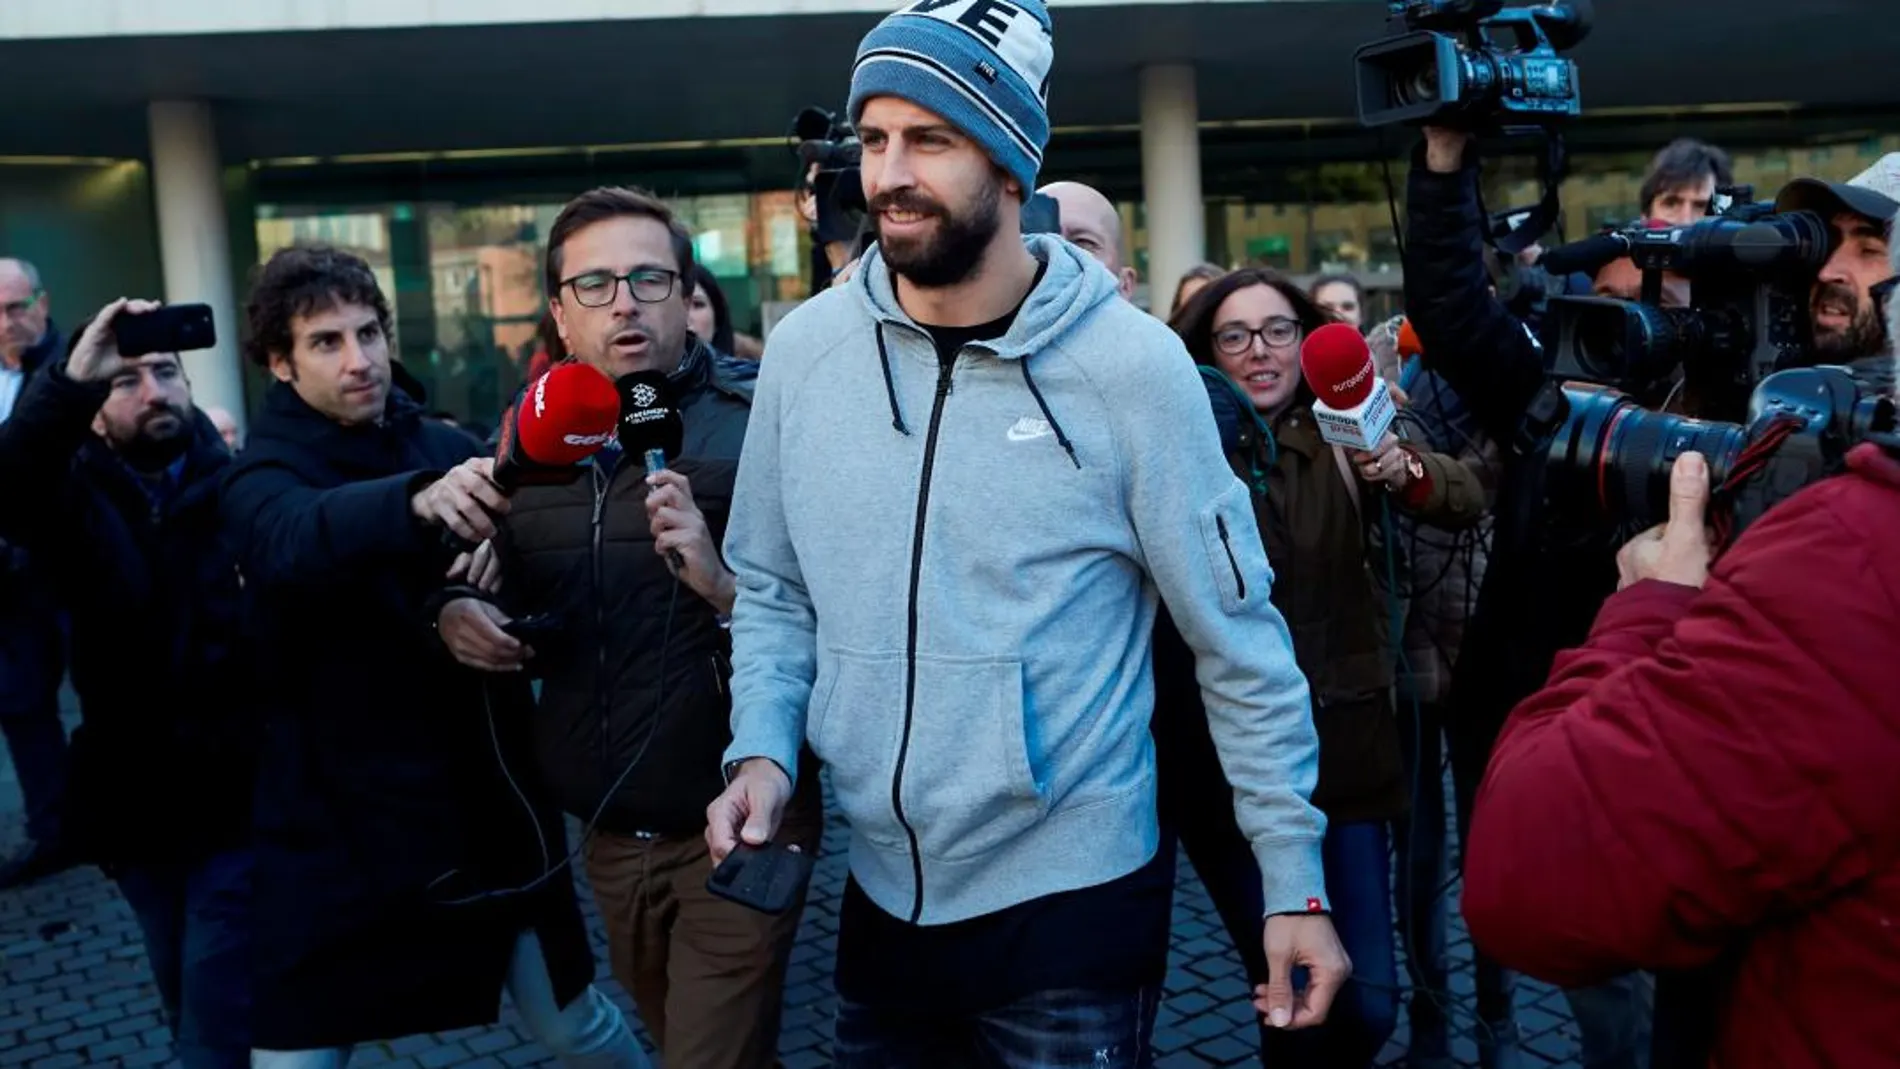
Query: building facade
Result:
<box><xmin>3</xmin><ymin>0</ymin><xmax>1894</xmax><ymax>430</ymax></box>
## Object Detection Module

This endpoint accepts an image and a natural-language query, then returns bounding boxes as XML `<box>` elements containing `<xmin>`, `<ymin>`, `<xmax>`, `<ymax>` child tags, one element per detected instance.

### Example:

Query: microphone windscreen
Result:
<box><xmin>1299</xmin><ymin>322</ymin><xmax>1377</xmax><ymax>409</ymax></box>
<box><xmin>515</xmin><ymin>362</ymin><xmax>621</xmax><ymax>466</ymax></box>
<box><xmin>615</xmin><ymin>370</ymin><xmax>685</xmax><ymax>461</ymax></box>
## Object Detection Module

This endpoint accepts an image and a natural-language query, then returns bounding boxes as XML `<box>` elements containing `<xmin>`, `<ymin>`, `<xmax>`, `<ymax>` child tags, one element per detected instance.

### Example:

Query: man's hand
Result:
<box><xmin>1423</xmin><ymin>126</ymin><xmax>1474</xmax><ymax>174</ymax></box>
<box><xmin>646</xmin><ymin>469</ymin><xmax>737</xmax><ymax>613</ymax></box>
<box><xmin>66</xmin><ymin>298</ymin><xmax>163</xmax><ymax>383</ymax></box>
<box><xmin>445</xmin><ymin>538</ymin><xmax>503</xmax><ymax>594</ymax></box>
<box><xmin>1254</xmin><ymin>913</ymin><xmax>1352</xmax><ymax>1030</ymax></box>
<box><xmin>437</xmin><ymin>596</ymin><xmax>529</xmax><ymax>671</ymax></box>
<box><xmin>1349</xmin><ymin>433</ymin><xmax>1418</xmax><ymax>491</ymax></box>
<box><xmin>1616</xmin><ymin>451</ymin><xmax>1714</xmax><ymax>590</ymax></box>
<box><xmin>411</xmin><ymin>457</ymin><xmax>509</xmax><ymax>544</ymax></box>
<box><xmin>705</xmin><ymin>759</ymin><xmax>791</xmax><ymax>865</ymax></box>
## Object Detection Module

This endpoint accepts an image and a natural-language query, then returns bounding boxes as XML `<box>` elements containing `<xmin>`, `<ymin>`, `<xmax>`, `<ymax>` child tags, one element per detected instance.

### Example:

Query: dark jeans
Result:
<box><xmin>113</xmin><ymin>848</ymin><xmax>253</xmax><ymax>1069</ymax></box>
<box><xmin>834</xmin><ymin>986</ymin><xmax>1159</xmax><ymax>1069</ymax></box>
<box><xmin>1392</xmin><ymin>698</ymin><xmax>1517</xmax><ymax>1050</ymax></box>
<box><xmin>0</xmin><ymin>581</ymin><xmax>68</xmax><ymax>848</ymax></box>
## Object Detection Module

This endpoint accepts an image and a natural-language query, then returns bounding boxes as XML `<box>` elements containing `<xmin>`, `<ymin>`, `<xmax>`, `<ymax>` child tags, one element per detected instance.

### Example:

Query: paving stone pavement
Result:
<box><xmin>2</xmin><ymin>700</ymin><xmax>1584</xmax><ymax>1068</ymax></box>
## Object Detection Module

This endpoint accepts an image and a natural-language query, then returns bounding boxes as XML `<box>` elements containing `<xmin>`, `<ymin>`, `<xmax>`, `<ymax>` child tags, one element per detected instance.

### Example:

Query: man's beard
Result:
<box><xmin>1811</xmin><ymin>282</ymin><xmax>1887</xmax><ymax>362</ymax></box>
<box><xmin>114</xmin><ymin>406</ymin><xmax>192</xmax><ymax>471</ymax></box>
<box><xmin>872</xmin><ymin>178</ymin><xmax>1002</xmax><ymax>289</ymax></box>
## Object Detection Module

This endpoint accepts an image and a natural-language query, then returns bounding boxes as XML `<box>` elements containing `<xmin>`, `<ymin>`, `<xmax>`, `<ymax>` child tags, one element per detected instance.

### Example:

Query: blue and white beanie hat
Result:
<box><xmin>847</xmin><ymin>0</ymin><xmax>1056</xmax><ymax>195</ymax></box>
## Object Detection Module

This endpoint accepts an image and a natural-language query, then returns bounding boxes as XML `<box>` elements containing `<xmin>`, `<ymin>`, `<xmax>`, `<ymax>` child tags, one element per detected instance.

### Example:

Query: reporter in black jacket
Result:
<box><xmin>1403</xmin><ymin>126</ymin><xmax>1658</xmax><ymax>1069</ymax></box>
<box><xmin>222</xmin><ymin>246</ymin><xmax>647</xmax><ymax>1068</ymax></box>
<box><xmin>0</xmin><ymin>300</ymin><xmax>251</xmax><ymax>1067</ymax></box>
<box><xmin>436</xmin><ymin>188</ymin><xmax>822</xmax><ymax>1069</ymax></box>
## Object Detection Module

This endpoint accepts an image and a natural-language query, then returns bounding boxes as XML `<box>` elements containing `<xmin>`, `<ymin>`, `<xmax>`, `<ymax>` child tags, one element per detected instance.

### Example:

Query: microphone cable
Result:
<box><xmin>429</xmin><ymin>573</ymin><xmax>682</xmax><ymax>906</ymax></box>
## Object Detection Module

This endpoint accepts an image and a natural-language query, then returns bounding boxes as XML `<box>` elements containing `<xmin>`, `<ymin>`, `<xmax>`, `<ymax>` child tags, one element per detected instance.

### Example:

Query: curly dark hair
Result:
<box><xmin>244</xmin><ymin>244</ymin><xmax>392</xmax><ymax>368</ymax></box>
<box><xmin>1169</xmin><ymin>267</ymin><xmax>1332</xmax><ymax>408</ymax></box>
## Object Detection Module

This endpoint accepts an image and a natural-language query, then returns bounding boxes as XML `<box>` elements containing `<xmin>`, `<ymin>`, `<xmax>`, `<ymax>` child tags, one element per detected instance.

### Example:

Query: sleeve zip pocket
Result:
<box><xmin>1198</xmin><ymin>482</ymin><xmax>1266</xmax><ymax>616</ymax></box>
<box><xmin>1215</xmin><ymin>515</ymin><xmax>1247</xmax><ymax>600</ymax></box>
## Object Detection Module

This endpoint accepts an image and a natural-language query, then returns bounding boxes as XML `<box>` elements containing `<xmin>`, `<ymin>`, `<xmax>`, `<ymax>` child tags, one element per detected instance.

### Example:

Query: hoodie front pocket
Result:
<box><xmin>899</xmin><ymin>654</ymin><xmax>1045</xmax><ymax>863</ymax></box>
<box><xmin>807</xmin><ymin>648</ymin><xmax>909</xmax><ymax>849</ymax></box>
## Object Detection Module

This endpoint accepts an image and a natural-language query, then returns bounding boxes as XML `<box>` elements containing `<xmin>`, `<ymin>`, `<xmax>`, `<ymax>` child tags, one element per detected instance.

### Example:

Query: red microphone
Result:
<box><xmin>500</xmin><ymin>361</ymin><xmax>620</xmax><ymax>489</ymax></box>
<box><xmin>1299</xmin><ymin>322</ymin><xmax>1396</xmax><ymax>451</ymax></box>
<box><xmin>442</xmin><ymin>362</ymin><xmax>618</xmax><ymax>552</ymax></box>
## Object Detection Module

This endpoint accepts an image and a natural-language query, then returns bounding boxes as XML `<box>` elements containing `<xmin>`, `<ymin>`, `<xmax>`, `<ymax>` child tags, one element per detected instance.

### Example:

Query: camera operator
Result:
<box><xmin>0</xmin><ymin>300</ymin><xmax>251</xmax><ymax>1067</ymax></box>
<box><xmin>1776</xmin><ymin>155</ymin><xmax>1898</xmax><ymax>389</ymax></box>
<box><xmin>222</xmin><ymin>245</ymin><xmax>643</xmax><ymax>1067</ymax></box>
<box><xmin>1404</xmin><ymin>124</ymin><xmax>1665</xmax><ymax>1068</ymax></box>
<box><xmin>1461</xmin><ymin>226</ymin><xmax>1900</xmax><ymax>1068</ymax></box>
<box><xmin>436</xmin><ymin>186</ymin><xmax>822</xmax><ymax>1069</ymax></box>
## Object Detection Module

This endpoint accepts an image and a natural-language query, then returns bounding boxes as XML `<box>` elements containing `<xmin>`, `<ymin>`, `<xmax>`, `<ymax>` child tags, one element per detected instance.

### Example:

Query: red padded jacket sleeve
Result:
<box><xmin>1462</xmin><ymin>478</ymin><xmax>1900</xmax><ymax>987</ymax></box>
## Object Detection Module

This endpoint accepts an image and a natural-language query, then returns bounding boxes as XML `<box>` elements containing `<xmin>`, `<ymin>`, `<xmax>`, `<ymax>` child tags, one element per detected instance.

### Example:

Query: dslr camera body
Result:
<box><xmin>1355</xmin><ymin>0</ymin><xmax>1591</xmax><ymax>128</ymax></box>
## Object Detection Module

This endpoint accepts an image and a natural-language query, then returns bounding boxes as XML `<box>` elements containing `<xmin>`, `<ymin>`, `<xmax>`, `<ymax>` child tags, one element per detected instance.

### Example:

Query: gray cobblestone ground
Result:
<box><xmin>1</xmin><ymin>698</ymin><xmax>1583</xmax><ymax>1067</ymax></box>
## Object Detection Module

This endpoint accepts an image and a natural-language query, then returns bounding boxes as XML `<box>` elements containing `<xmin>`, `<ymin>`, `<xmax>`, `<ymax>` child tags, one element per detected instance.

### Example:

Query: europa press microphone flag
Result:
<box><xmin>1299</xmin><ymin>322</ymin><xmax>1397</xmax><ymax>451</ymax></box>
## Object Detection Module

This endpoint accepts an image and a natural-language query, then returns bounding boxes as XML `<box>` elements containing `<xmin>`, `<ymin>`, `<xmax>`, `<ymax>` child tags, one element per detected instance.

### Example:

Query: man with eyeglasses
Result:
<box><xmin>0</xmin><ymin>255</ymin><xmax>76</xmax><ymax>889</ymax></box>
<box><xmin>435</xmin><ymin>186</ymin><xmax>822</xmax><ymax>1069</ymax></box>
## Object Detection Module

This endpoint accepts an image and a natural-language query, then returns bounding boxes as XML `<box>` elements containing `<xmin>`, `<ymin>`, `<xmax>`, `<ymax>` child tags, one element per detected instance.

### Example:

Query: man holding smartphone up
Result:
<box><xmin>0</xmin><ymin>298</ymin><xmax>251</xmax><ymax>1067</ymax></box>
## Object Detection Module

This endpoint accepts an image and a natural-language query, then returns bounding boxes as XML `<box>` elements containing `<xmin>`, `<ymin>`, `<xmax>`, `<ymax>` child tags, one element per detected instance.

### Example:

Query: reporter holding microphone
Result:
<box><xmin>1157</xmin><ymin>270</ymin><xmax>1485</xmax><ymax>1067</ymax></box>
<box><xmin>221</xmin><ymin>246</ymin><xmax>641</xmax><ymax>1067</ymax></box>
<box><xmin>434</xmin><ymin>187</ymin><xmax>822</xmax><ymax>1069</ymax></box>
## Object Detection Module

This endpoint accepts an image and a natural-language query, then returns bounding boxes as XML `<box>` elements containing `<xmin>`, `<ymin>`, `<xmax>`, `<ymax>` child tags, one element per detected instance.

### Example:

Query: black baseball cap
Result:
<box><xmin>1775</xmin><ymin>153</ymin><xmax>1900</xmax><ymax>229</ymax></box>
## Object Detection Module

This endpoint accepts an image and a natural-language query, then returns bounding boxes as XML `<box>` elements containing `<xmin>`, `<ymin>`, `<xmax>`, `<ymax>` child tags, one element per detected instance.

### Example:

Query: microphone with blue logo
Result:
<box><xmin>615</xmin><ymin>370</ymin><xmax>687</xmax><ymax>572</ymax></box>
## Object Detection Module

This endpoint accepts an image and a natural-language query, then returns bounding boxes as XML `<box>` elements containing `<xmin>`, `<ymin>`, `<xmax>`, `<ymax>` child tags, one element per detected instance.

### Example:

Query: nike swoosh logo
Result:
<box><xmin>1006</xmin><ymin>417</ymin><xmax>1054</xmax><ymax>442</ymax></box>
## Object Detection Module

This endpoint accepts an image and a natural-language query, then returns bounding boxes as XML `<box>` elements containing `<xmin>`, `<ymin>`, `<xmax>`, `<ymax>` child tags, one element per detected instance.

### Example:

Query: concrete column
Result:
<box><xmin>1139</xmin><ymin>64</ymin><xmax>1206</xmax><ymax>316</ymax></box>
<box><xmin>148</xmin><ymin>100</ymin><xmax>246</xmax><ymax>431</ymax></box>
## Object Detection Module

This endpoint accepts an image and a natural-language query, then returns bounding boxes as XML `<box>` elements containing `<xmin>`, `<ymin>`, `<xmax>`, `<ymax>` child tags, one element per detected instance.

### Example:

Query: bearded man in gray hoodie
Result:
<box><xmin>705</xmin><ymin>3</ymin><xmax>1347</xmax><ymax>1065</ymax></box>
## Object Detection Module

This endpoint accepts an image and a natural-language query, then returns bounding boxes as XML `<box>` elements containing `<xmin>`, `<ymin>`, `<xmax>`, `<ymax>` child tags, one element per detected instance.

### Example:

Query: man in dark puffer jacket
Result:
<box><xmin>436</xmin><ymin>187</ymin><xmax>821</xmax><ymax>1069</ymax></box>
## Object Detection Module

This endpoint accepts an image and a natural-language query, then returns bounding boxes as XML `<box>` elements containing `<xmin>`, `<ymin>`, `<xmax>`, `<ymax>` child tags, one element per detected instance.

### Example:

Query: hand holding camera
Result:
<box><xmin>1615</xmin><ymin>452</ymin><xmax>1715</xmax><ymax>591</ymax></box>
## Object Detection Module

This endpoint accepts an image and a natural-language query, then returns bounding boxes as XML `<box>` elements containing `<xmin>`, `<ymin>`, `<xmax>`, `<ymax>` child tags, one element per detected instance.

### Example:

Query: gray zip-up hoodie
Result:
<box><xmin>723</xmin><ymin>234</ymin><xmax>1327</xmax><ymax>925</ymax></box>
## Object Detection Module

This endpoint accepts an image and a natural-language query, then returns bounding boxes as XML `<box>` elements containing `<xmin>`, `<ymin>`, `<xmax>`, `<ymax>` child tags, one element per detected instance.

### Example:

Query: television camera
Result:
<box><xmin>1355</xmin><ymin>0</ymin><xmax>1591</xmax><ymax>129</ymax></box>
<box><xmin>1535</xmin><ymin>194</ymin><xmax>1894</xmax><ymax>538</ymax></box>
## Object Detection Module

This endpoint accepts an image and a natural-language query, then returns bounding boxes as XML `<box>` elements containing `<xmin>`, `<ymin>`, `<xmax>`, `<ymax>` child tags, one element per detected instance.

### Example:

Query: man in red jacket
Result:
<box><xmin>1463</xmin><ymin>263</ymin><xmax>1900</xmax><ymax>1069</ymax></box>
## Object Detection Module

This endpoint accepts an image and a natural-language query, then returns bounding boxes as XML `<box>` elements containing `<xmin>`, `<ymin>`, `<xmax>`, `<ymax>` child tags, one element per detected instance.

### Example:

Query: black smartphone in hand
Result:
<box><xmin>115</xmin><ymin>303</ymin><xmax>216</xmax><ymax>357</ymax></box>
<box><xmin>501</xmin><ymin>613</ymin><xmax>562</xmax><ymax>643</ymax></box>
<box><xmin>707</xmin><ymin>842</ymin><xmax>814</xmax><ymax>915</ymax></box>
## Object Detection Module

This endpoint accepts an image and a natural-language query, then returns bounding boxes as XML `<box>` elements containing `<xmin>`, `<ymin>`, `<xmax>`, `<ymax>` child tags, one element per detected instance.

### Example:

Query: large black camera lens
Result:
<box><xmin>1625</xmin><ymin>210</ymin><xmax>1830</xmax><ymax>276</ymax></box>
<box><xmin>1546</xmin><ymin>385</ymin><xmax>1745</xmax><ymax>531</ymax></box>
<box><xmin>1551</xmin><ymin>296</ymin><xmax>1741</xmax><ymax>388</ymax></box>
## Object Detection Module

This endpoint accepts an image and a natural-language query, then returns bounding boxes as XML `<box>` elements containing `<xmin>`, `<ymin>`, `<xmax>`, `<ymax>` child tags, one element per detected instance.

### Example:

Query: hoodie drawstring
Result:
<box><xmin>1020</xmin><ymin>358</ymin><xmax>1080</xmax><ymax>469</ymax></box>
<box><xmin>876</xmin><ymin>323</ymin><xmax>910</xmax><ymax>436</ymax></box>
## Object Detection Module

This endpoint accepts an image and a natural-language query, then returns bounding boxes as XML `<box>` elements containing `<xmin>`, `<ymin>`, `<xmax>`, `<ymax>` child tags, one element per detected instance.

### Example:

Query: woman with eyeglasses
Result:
<box><xmin>1152</xmin><ymin>268</ymin><xmax>1486</xmax><ymax>1068</ymax></box>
